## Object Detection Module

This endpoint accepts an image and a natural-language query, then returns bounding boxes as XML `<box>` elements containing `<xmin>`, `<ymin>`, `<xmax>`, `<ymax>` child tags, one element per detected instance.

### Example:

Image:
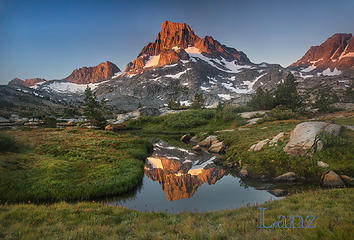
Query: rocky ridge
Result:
<box><xmin>290</xmin><ymin>33</ymin><xmax>354</xmax><ymax>74</ymax></box>
<box><xmin>63</xmin><ymin>61</ymin><xmax>121</xmax><ymax>84</ymax></box>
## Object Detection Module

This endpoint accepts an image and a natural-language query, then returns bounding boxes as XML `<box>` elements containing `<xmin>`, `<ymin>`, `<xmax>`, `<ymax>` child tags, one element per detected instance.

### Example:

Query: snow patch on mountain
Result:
<box><xmin>112</xmin><ymin>72</ymin><xmax>124</xmax><ymax>79</ymax></box>
<box><xmin>165</xmin><ymin>68</ymin><xmax>191</xmax><ymax>79</ymax></box>
<box><xmin>185</xmin><ymin>47</ymin><xmax>253</xmax><ymax>73</ymax></box>
<box><xmin>242</xmin><ymin>72</ymin><xmax>268</xmax><ymax>92</ymax></box>
<box><xmin>32</xmin><ymin>81</ymin><xmax>108</xmax><ymax>93</ymax></box>
<box><xmin>144</xmin><ymin>55</ymin><xmax>160</xmax><ymax>68</ymax></box>
<box><xmin>218</xmin><ymin>94</ymin><xmax>232</xmax><ymax>100</ymax></box>
<box><xmin>321</xmin><ymin>68</ymin><xmax>342</xmax><ymax>76</ymax></box>
<box><xmin>301</xmin><ymin>65</ymin><xmax>316</xmax><ymax>72</ymax></box>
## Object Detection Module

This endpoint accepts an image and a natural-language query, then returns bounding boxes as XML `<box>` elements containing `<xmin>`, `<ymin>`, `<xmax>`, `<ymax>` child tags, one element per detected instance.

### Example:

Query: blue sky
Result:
<box><xmin>0</xmin><ymin>0</ymin><xmax>353</xmax><ymax>84</ymax></box>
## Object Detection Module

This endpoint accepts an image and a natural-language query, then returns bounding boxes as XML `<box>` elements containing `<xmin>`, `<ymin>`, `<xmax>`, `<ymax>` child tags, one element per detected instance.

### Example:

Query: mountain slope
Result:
<box><xmin>125</xmin><ymin>20</ymin><xmax>251</xmax><ymax>73</ymax></box>
<box><xmin>290</xmin><ymin>33</ymin><xmax>354</xmax><ymax>73</ymax></box>
<box><xmin>63</xmin><ymin>61</ymin><xmax>121</xmax><ymax>84</ymax></box>
<box><xmin>96</xmin><ymin>21</ymin><xmax>286</xmax><ymax>109</ymax></box>
<box><xmin>8</xmin><ymin>78</ymin><xmax>46</xmax><ymax>87</ymax></box>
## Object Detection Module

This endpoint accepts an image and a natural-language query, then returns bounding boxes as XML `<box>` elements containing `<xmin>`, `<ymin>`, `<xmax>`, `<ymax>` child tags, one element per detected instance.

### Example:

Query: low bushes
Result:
<box><xmin>163</xmin><ymin>110</ymin><xmax>215</xmax><ymax>129</ymax></box>
<box><xmin>0</xmin><ymin>132</ymin><xmax>18</xmax><ymax>152</ymax></box>
<box><xmin>257</xmin><ymin>106</ymin><xmax>296</xmax><ymax>123</ymax></box>
<box><xmin>215</xmin><ymin>104</ymin><xmax>243</xmax><ymax>123</ymax></box>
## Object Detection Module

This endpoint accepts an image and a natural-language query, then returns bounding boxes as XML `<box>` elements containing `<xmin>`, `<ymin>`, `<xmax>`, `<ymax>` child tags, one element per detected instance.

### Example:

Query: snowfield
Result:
<box><xmin>31</xmin><ymin>80</ymin><xmax>108</xmax><ymax>93</ymax></box>
<box><xmin>321</xmin><ymin>68</ymin><xmax>342</xmax><ymax>76</ymax></box>
<box><xmin>184</xmin><ymin>47</ymin><xmax>254</xmax><ymax>73</ymax></box>
<box><xmin>144</xmin><ymin>55</ymin><xmax>161</xmax><ymax>68</ymax></box>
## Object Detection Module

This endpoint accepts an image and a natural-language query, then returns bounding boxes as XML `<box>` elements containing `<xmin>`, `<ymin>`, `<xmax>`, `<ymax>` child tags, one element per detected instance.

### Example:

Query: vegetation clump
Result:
<box><xmin>248</xmin><ymin>73</ymin><xmax>302</xmax><ymax>111</ymax></box>
<box><xmin>0</xmin><ymin>133</ymin><xmax>18</xmax><ymax>152</ymax></box>
<box><xmin>190</xmin><ymin>92</ymin><xmax>205</xmax><ymax>109</ymax></box>
<box><xmin>83</xmin><ymin>87</ymin><xmax>107</xmax><ymax>128</ymax></box>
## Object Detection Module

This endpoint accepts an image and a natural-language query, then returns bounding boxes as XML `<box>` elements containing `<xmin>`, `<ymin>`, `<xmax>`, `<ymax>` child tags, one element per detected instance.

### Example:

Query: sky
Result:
<box><xmin>0</xmin><ymin>0</ymin><xmax>353</xmax><ymax>84</ymax></box>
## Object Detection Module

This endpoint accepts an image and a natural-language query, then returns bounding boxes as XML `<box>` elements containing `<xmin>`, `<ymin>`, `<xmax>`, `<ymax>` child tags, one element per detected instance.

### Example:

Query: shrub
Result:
<box><xmin>43</xmin><ymin>116</ymin><xmax>57</xmax><ymax>128</ymax></box>
<box><xmin>67</xmin><ymin>129</ymin><xmax>79</xmax><ymax>133</ymax></box>
<box><xmin>0</xmin><ymin>133</ymin><xmax>18</xmax><ymax>152</ymax></box>
<box><xmin>215</xmin><ymin>104</ymin><xmax>243</xmax><ymax>122</ymax></box>
<box><xmin>248</xmin><ymin>87</ymin><xmax>274</xmax><ymax>110</ymax></box>
<box><xmin>317</xmin><ymin>130</ymin><xmax>344</xmax><ymax>148</ymax></box>
<box><xmin>62</xmin><ymin>108</ymin><xmax>80</xmax><ymax>118</ymax></box>
<box><xmin>190</xmin><ymin>93</ymin><xmax>205</xmax><ymax>109</ymax></box>
<box><xmin>163</xmin><ymin>110</ymin><xmax>214</xmax><ymax>129</ymax></box>
<box><xmin>266</xmin><ymin>105</ymin><xmax>296</xmax><ymax>121</ymax></box>
<box><xmin>83</xmin><ymin>86</ymin><xmax>107</xmax><ymax>128</ymax></box>
<box><xmin>247</xmin><ymin>73</ymin><xmax>303</xmax><ymax>111</ymax></box>
<box><xmin>313</xmin><ymin>91</ymin><xmax>339</xmax><ymax>113</ymax></box>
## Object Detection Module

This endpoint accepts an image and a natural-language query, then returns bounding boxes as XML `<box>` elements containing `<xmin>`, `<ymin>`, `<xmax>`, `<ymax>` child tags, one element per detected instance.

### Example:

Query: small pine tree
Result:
<box><xmin>274</xmin><ymin>73</ymin><xmax>301</xmax><ymax>110</ymax></box>
<box><xmin>83</xmin><ymin>86</ymin><xmax>107</xmax><ymax>128</ymax></box>
<box><xmin>191</xmin><ymin>93</ymin><xmax>205</xmax><ymax>109</ymax></box>
<box><xmin>176</xmin><ymin>99</ymin><xmax>181</xmax><ymax>108</ymax></box>
<box><xmin>248</xmin><ymin>87</ymin><xmax>274</xmax><ymax>110</ymax></box>
<box><xmin>216</xmin><ymin>102</ymin><xmax>224</xmax><ymax>112</ymax></box>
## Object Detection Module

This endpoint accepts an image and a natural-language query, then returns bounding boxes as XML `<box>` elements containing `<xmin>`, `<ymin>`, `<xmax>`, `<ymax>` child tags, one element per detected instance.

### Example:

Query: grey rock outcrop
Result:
<box><xmin>138</xmin><ymin>106</ymin><xmax>161</xmax><ymax>116</ymax></box>
<box><xmin>284</xmin><ymin>122</ymin><xmax>341</xmax><ymax>157</ymax></box>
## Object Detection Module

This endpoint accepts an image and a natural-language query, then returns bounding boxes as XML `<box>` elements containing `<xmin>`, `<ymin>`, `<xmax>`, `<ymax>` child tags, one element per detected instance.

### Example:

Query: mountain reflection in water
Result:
<box><xmin>105</xmin><ymin>141</ymin><xmax>280</xmax><ymax>213</ymax></box>
<box><xmin>145</xmin><ymin>142</ymin><xmax>225</xmax><ymax>201</ymax></box>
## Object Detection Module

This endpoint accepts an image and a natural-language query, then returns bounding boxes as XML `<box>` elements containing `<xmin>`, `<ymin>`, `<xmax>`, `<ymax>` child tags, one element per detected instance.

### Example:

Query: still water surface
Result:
<box><xmin>106</xmin><ymin>141</ymin><xmax>280</xmax><ymax>213</ymax></box>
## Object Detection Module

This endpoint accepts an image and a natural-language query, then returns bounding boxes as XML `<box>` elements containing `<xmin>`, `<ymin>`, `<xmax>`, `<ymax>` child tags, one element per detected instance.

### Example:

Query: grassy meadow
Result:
<box><xmin>0</xmin><ymin>108</ymin><xmax>353</xmax><ymax>239</ymax></box>
<box><xmin>0</xmin><ymin>188</ymin><xmax>352</xmax><ymax>239</ymax></box>
<box><xmin>0</xmin><ymin>128</ymin><xmax>152</xmax><ymax>201</ymax></box>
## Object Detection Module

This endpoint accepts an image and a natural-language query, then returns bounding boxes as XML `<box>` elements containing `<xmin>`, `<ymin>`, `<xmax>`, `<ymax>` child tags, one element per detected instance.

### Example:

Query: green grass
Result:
<box><xmin>334</xmin><ymin>116</ymin><xmax>354</xmax><ymax>126</ymax></box>
<box><xmin>0</xmin><ymin>128</ymin><xmax>152</xmax><ymax>202</ymax></box>
<box><xmin>0</xmin><ymin>188</ymin><xmax>352</xmax><ymax>239</ymax></box>
<box><xmin>127</xmin><ymin>109</ymin><xmax>246</xmax><ymax>136</ymax></box>
<box><xmin>219</xmin><ymin>117</ymin><xmax>354</xmax><ymax>180</ymax></box>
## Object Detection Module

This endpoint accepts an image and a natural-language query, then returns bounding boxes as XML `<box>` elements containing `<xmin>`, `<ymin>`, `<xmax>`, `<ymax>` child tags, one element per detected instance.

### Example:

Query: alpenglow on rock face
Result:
<box><xmin>125</xmin><ymin>20</ymin><xmax>251</xmax><ymax>73</ymax></box>
<box><xmin>64</xmin><ymin>61</ymin><xmax>121</xmax><ymax>84</ymax></box>
<box><xmin>290</xmin><ymin>33</ymin><xmax>354</xmax><ymax>73</ymax></box>
<box><xmin>8</xmin><ymin>78</ymin><xmax>46</xmax><ymax>87</ymax></box>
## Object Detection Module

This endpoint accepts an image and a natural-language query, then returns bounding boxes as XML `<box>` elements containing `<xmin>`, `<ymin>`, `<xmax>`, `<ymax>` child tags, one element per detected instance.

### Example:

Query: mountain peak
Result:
<box><xmin>125</xmin><ymin>21</ymin><xmax>250</xmax><ymax>73</ymax></box>
<box><xmin>290</xmin><ymin>33</ymin><xmax>353</xmax><ymax>71</ymax></box>
<box><xmin>8</xmin><ymin>78</ymin><xmax>46</xmax><ymax>87</ymax></box>
<box><xmin>63</xmin><ymin>61</ymin><xmax>120</xmax><ymax>84</ymax></box>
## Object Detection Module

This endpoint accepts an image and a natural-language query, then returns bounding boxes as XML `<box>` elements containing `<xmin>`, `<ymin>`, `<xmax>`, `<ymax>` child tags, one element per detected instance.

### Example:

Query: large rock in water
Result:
<box><xmin>274</xmin><ymin>172</ymin><xmax>297</xmax><ymax>182</ymax></box>
<box><xmin>284</xmin><ymin>122</ymin><xmax>341</xmax><ymax>156</ymax></box>
<box><xmin>208</xmin><ymin>140</ymin><xmax>225</xmax><ymax>154</ymax></box>
<box><xmin>198</xmin><ymin>135</ymin><xmax>218</xmax><ymax>148</ymax></box>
